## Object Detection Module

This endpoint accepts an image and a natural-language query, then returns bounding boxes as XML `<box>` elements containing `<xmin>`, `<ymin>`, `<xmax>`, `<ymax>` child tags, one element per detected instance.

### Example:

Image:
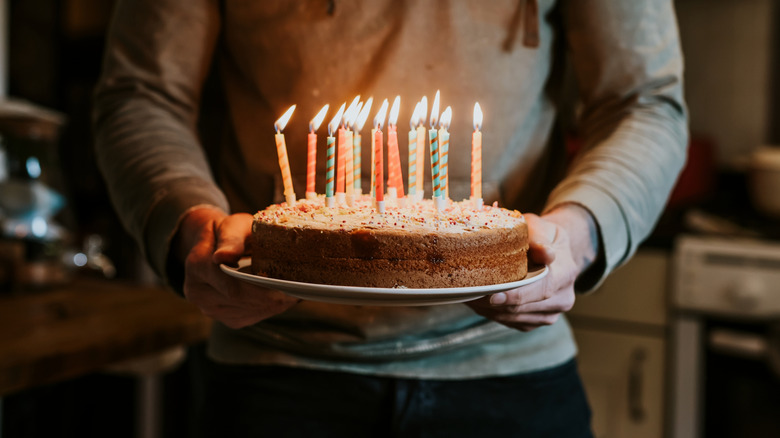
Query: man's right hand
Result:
<box><xmin>175</xmin><ymin>207</ymin><xmax>300</xmax><ymax>329</ymax></box>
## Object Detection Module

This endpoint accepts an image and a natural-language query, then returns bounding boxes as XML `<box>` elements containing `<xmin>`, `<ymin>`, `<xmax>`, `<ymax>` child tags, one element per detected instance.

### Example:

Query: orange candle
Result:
<box><xmin>386</xmin><ymin>96</ymin><xmax>404</xmax><ymax>199</ymax></box>
<box><xmin>471</xmin><ymin>103</ymin><xmax>483</xmax><ymax>202</ymax></box>
<box><xmin>274</xmin><ymin>105</ymin><xmax>296</xmax><ymax>205</ymax></box>
<box><xmin>373</xmin><ymin>99</ymin><xmax>389</xmax><ymax>212</ymax></box>
<box><xmin>307</xmin><ymin>104</ymin><xmax>329</xmax><ymax>198</ymax></box>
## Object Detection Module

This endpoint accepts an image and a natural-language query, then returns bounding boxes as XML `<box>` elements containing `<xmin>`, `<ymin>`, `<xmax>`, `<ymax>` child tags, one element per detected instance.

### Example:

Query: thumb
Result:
<box><xmin>213</xmin><ymin>213</ymin><xmax>254</xmax><ymax>265</ymax></box>
<box><xmin>525</xmin><ymin>213</ymin><xmax>557</xmax><ymax>266</ymax></box>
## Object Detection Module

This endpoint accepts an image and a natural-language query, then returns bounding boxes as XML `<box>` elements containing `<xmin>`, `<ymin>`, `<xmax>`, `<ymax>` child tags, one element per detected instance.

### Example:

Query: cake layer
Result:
<box><xmin>251</xmin><ymin>195</ymin><xmax>529</xmax><ymax>289</ymax></box>
<box><xmin>252</xmin><ymin>248</ymin><xmax>528</xmax><ymax>289</ymax></box>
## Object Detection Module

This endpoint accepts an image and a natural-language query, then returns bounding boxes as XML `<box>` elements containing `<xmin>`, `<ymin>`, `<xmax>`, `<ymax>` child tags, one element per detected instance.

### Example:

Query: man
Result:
<box><xmin>93</xmin><ymin>0</ymin><xmax>686</xmax><ymax>436</ymax></box>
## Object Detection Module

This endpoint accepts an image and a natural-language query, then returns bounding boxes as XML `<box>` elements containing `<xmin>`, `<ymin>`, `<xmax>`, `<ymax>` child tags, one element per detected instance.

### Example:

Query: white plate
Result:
<box><xmin>220</xmin><ymin>258</ymin><xmax>548</xmax><ymax>306</ymax></box>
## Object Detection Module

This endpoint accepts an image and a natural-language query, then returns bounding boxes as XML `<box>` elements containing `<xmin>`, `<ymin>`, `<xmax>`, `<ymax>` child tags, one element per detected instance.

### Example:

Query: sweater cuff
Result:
<box><xmin>545</xmin><ymin>182</ymin><xmax>630</xmax><ymax>293</ymax></box>
<box><xmin>142</xmin><ymin>178</ymin><xmax>230</xmax><ymax>289</ymax></box>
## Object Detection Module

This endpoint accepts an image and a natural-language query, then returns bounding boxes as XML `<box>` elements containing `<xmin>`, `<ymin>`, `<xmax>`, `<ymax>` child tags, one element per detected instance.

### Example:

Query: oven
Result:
<box><xmin>670</xmin><ymin>234</ymin><xmax>780</xmax><ymax>438</ymax></box>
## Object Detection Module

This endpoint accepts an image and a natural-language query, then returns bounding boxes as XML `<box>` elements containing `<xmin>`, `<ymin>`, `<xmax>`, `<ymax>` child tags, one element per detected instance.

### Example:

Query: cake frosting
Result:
<box><xmin>251</xmin><ymin>195</ymin><xmax>528</xmax><ymax>289</ymax></box>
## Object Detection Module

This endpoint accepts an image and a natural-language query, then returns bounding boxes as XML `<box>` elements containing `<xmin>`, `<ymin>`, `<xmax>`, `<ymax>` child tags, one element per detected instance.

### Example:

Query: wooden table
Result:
<box><xmin>0</xmin><ymin>277</ymin><xmax>212</xmax><ymax>396</ymax></box>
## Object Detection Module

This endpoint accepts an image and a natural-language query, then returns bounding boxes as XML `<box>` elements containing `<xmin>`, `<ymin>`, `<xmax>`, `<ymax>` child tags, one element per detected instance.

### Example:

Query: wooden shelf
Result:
<box><xmin>0</xmin><ymin>277</ymin><xmax>211</xmax><ymax>396</ymax></box>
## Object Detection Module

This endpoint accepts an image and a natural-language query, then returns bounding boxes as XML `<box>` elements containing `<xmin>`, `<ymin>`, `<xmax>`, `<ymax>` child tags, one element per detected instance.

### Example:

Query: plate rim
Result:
<box><xmin>220</xmin><ymin>257</ymin><xmax>548</xmax><ymax>297</ymax></box>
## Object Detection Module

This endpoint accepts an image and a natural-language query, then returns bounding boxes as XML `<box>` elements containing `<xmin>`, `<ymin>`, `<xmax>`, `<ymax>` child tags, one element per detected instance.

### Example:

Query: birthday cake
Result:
<box><xmin>251</xmin><ymin>196</ymin><xmax>528</xmax><ymax>289</ymax></box>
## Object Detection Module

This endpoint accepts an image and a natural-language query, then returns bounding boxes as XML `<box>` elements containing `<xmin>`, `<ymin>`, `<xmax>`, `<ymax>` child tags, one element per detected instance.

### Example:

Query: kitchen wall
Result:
<box><xmin>676</xmin><ymin>0</ymin><xmax>777</xmax><ymax>168</ymax></box>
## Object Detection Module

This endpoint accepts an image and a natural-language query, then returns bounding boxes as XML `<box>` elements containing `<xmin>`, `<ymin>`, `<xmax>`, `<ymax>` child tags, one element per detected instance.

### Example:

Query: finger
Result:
<box><xmin>213</xmin><ymin>213</ymin><xmax>254</xmax><ymax>265</ymax></box>
<box><xmin>525</xmin><ymin>214</ymin><xmax>557</xmax><ymax>266</ymax></box>
<box><xmin>501</xmin><ymin>288</ymin><xmax>574</xmax><ymax>314</ymax></box>
<box><xmin>468</xmin><ymin>305</ymin><xmax>562</xmax><ymax>331</ymax></box>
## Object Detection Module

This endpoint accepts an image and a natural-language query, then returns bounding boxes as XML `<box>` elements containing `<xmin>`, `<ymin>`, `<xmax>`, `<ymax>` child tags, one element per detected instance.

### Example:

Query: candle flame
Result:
<box><xmin>328</xmin><ymin>103</ymin><xmax>346</xmax><ymax>137</ymax></box>
<box><xmin>309</xmin><ymin>104</ymin><xmax>329</xmax><ymax>132</ymax></box>
<box><xmin>410</xmin><ymin>101</ymin><xmax>421</xmax><ymax>131</ymax></box>
<box><xmin>419</xmin><ymin>96</ymin><xmax>428</xmax><ymax>127</ymax></box>
<box><xmin>473</xmin><ymin>102</ymin><xmax>483</xmax><ymax>131</ymax></box>
<box><xmin>429</xmin><ymin>90</ymin><xmax>440</xmax><ymax>128</ymax></box>
<box><xmin>440</xmin><ymin>106</ymin><xmax>452</xmax><ymax>130</ymax></box>
<box><xmin>373</xmin><ymin>98</ymin><xmax>389</xmax><ymax>130</ymax></box>
<box><xmin>274</xmin><ymin>105</ymin><xmax>296</xmax><ymax>132</ymax></box>
<box><xmin>355</xmin><ymin>97</ymin><xmax>373</xmax><ymax>132</ymax></box>
<box><xmin>349</xmin><ymin>102</ymin><xmax>363</xmax><ymax>129</ymax></box>
<box><xmin>343</xmin><ymin>95</ymin><xmax>361</xmax><ymax>127</ymax></box>
<box><xmin>389</xmin><ymin>96</ymin><xmax>401</xmax><ymax>126</ymax></box>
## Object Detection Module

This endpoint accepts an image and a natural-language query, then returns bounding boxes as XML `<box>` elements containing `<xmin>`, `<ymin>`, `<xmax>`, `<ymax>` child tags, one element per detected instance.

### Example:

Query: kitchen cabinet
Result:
<box><xmin>568</xmin><ymin>249</ymin><xmax>671</xmax><ymax>438</ymax></box>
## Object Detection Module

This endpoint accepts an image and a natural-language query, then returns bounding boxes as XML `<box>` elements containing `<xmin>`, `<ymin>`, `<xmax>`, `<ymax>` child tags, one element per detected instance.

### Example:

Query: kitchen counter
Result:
<box><xmin>0</xmin><ymin>277</ymin><xmax>212</xmax><ymax>396</ymax></box>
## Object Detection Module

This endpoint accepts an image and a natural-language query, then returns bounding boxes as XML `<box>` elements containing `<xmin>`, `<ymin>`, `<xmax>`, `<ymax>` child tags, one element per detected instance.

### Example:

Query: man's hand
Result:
<box><xmin>175</xmin><ymin>207</ymin><xmax>300</xmax><ymax>329</ymax></box>
<box><xmin>467</xmin><ymin>204</ymin><xmax>599</xmax><ymax>332</ymax></box>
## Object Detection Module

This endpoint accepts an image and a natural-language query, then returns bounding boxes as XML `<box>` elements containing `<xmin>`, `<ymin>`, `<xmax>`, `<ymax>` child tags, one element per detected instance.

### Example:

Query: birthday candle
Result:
<box><xmin>429</xmin><ymin>91</ymin><xmax>441</xmax><ymax>199</ymax></box>
<box><xmin>325</xmin><ymin>104</ymin><xmax>345</xmax><ymax>207</ymax></box>
<box><xmin>386</xmin><ymin>96</ymin><xmax>404</xmax><ymax>199</ymax></box>
<box><xmin>274</xmin><ymin>105</ymin><xmax>296</xmax><ymax>205</ymax></box>
<box><xmin>416</xmin><ymin>96</ymin><xmax>427</xmax><ymax>197</ymax></box>
<box><xmin>438</xmin><ymin>106</ymin><xmax>452</xmax><ymax>200</ymax></box>
<box><xmin>471</xmin><ymin>102</ymin><xmax>483</xmax><ymax>201</ymax></box>
<box><xmin>343</xmin><ymin>97</ymin><xmax>360</xmax><ymax>202</ymax></box>
<box><xmin>354</xmin><ymin>98</ymin><xmax>373</xmax><ymax>195</ymax></box>
<box><xmin>373</xmin><ymin>99</ymin><xmax>389</xmax><ymax>212</ymax></box>
<box><xmin>336</xmin><ymin>126</ymin><xmax>346</xmax><ymax>198</ymax></box>
<box><xmin>408</xmin><ymin>102</ymin><xmax>420</xmax><ymax>198</ymax></box>
<box><xmin>307</xmin><ymin>104</ymin><xmax>329</xmax><ymax>198</ymax></box>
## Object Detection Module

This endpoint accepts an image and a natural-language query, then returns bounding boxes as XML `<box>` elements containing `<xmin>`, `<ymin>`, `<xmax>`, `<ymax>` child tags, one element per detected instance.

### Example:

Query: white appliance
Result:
<box><xmin>670</xmin><ymin>234</ymin><xmax>780</xmax><ymax>438</ymax></box>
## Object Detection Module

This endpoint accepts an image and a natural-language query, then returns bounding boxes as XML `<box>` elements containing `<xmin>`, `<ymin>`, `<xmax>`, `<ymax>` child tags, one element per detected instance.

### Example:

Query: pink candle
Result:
<box><xmin>336</xmin><ymin>126</ymin><xmax>347</xmax><ymax>195</ymax></box>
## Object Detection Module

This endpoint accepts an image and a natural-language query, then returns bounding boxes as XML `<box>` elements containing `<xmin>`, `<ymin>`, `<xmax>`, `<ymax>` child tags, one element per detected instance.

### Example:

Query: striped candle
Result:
<box><xmin>325</xmin><ymin>135</ymin><xmax>335</xmax><ymax>199</ymax></box>
<box><xmin>471</xmin><ymin>103</ymin><xmax>483</xmax><ymax>200</ymax></box>
<box><xmin>354</xmin><ymin>98</ymin><xmax>373</xmax><ymax>195</ymax></box>
<box><xmin>438</xmin><ymin>106</ymin><xmax>452</xmax><ymax>199</ymax></box>
<box><xmin>325</xmin><ymin>104</ymin><xmax>346</xmax><ymax>206</ymax></box>
<box><xmin>408</xmin><ymin>128</ymin><xmax>417</xmax><ymax>197</ymax></box>
<box><xmin>274</xmin><ymin>105</ymin><xmax>296</xmax><ymax>205</ymax></box>
<box><xmin>373</xmin><ymin>99</ymin><xmax>389</xmax><ymax>211</ymax></box>
<box><xmin>407</xmin><ymin>102</ymin><xmax>419</xmax><ymax>197</ymax></box>
<box><xmin>429</xmin><ymin>91</ymin><xmax>441</xmax><ymax>199</ymax></box>
<box><xmin>416</xmin><ymin>96</ymin><xmax>427</xmax><ymax>197</ymax></box>
<box><xmin>353</xmin><ymin>134</ymin><xmax>362</xmax><ymax>193</ymax></box>
<box><xmin>429</xmin><ymin>128</ymin><xmax>440</xmax><ymax>199</ymax></box>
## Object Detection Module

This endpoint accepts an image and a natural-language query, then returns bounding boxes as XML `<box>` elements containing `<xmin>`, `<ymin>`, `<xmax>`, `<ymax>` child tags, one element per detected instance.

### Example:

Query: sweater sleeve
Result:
<box><xmin>92</xmin><ymin>0</ymin><xmax>230</xmax><ymax>285</ymax></box>
<box><xmin>546</xmin><ymin>0</ymin><xmax>688</xmax><ymax>291</ymax></box>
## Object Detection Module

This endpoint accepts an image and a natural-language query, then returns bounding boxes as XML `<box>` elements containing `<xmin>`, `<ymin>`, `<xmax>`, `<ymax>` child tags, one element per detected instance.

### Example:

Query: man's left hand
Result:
<box><xmin>466</xmin><ymin>205</ymin><xmax>599</xmax><ymax>332</ymax></box>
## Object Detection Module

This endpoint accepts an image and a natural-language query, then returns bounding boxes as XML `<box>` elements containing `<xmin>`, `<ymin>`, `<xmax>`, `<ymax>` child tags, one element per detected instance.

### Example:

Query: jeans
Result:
<box><xmin>200</xmin><ymin>358</ymin><xmax>593</xmax><ymax>438</ymax></box>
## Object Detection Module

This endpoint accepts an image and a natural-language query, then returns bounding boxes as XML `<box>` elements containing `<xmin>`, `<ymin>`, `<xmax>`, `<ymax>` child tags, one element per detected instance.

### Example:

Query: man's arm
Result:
<box><xmin>548</xmin><ymin>0</ymin><xmax>688</xmax><ymax>290</ymax></box>
<box><xmin>92</xmin><ymin>0</ymin><xmax>228</xmax><ymax>285</ymax></box>
<box><xmin>469</xmin><ymin>0</ymin><xmax>687</xmax><ymax>329</ymax></box>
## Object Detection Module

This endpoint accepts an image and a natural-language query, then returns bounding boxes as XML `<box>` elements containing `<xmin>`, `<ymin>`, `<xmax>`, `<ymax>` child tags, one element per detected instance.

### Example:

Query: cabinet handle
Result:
<box><xmin>628</xmin><ymin>348</ymin><xmax>647</xmax><ymax>423</ymax></box>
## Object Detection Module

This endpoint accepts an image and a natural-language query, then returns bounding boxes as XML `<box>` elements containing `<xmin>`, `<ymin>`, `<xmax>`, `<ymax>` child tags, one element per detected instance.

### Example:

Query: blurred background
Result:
<box><xmin>0</xmin><ymin>0</ymin><xmax>779</xmax><ymax>437</ymax></box>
